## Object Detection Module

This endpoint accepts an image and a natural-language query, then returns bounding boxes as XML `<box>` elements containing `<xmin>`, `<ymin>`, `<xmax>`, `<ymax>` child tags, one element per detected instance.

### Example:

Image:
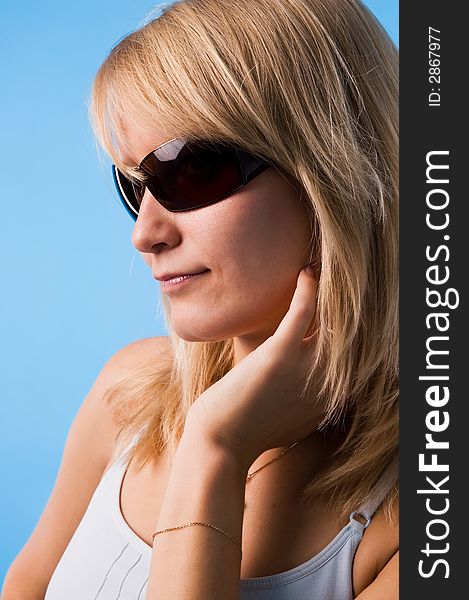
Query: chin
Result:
<box><xmin>169</xmin><ymin>316</ymin><xmax>234</xmax><ymax>343</ymax></box>
<box><xmin>168</xmin><ymin>307</ymin><xmax>278</xmax><ymax>344</ymax></box>
<box><xmin>172</xmin><ymin>329</ymin><xmax>217</xmax><ymax>342</ymax></box>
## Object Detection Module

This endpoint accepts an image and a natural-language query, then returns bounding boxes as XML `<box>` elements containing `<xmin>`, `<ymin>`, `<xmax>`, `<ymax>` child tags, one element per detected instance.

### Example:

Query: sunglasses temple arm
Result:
<box><xmin>112</xmin><ymin>165</ymin><xmax>138</xmax><ymax>222</ymax></box>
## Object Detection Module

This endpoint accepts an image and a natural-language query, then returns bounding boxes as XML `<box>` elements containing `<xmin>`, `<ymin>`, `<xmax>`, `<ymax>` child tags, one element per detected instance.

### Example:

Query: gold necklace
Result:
<box><xmin>245</xmin><ymin>441</ymin><xmax>300</xmax><ymax>481</ymax></box>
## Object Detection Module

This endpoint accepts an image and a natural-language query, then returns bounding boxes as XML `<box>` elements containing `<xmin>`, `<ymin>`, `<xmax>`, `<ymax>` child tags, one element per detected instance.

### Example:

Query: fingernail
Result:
<box><xmin>303</xmin><ymin>264</ymin><xmax>315</xmax><ymax>275</ymax></box>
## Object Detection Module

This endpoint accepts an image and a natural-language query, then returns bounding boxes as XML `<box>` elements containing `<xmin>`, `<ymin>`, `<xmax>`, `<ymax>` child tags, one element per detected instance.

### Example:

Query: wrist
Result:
<box><xmin>157</xmin><ymin>425</ymin><xmax>248</xmax><ymax>538</ymax></box>
<box><xmin>181</xmin><ymin>414</ymin><xmax>252</xmax><ymax>478</ymax></box>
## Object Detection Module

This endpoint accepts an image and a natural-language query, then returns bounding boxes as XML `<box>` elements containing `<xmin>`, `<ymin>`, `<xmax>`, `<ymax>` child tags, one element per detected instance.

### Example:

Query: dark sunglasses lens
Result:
<box><xmin>141</xmin><ymin>143</ymin><xmax>242</xmax><ymax>211</ymax></box>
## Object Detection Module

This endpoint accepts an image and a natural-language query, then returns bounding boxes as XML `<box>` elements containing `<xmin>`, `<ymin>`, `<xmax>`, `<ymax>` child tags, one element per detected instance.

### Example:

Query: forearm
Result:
<box><xmin>146</xmin><ymin>426</ymin><xmax>248</xmax><ymax>599</ymax></box>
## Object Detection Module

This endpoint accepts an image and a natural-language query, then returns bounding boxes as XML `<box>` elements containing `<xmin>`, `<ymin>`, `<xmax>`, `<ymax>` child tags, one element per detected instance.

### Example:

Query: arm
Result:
<box><xmin>355</xmin><ymin>550</ymin><xmax>399</xmax><ymax>600</ymax></box>
<box><xmin>146</xmin><ymin>425</ymin><xmax>248</xmax><ymax>600</ymax></box>
<box><xmin>1</xmin><ymin>336</ymin><xmax>170</xmax><ymax>600</ymax></box>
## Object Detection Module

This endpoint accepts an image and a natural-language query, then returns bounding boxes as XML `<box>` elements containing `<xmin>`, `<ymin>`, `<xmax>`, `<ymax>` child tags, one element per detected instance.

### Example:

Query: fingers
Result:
<box><xmin>274</xmin><ymin>266</ymin><xmax>318</xmax><ymax>348</ymax></box>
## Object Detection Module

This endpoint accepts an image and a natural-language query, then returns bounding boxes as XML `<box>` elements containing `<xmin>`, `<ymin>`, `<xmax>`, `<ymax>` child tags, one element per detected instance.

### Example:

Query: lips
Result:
<box><xmin>153</xmin><ymin>269</ymin><xmax>209</xmax><ymax>282</ymax></box>
<box><xmin>155</xmin><ymin>269</ymin><xmax>210</xmax><ymax>291</ymax></box>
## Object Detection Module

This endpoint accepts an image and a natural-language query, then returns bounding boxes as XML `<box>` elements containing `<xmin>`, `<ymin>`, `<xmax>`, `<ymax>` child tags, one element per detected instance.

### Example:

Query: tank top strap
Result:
<box><xmin>113</xmin><ymin>424</ymin><xmax>148</xmax><ymax>467</ymax></box>
<box><xmin>350</xmin><ymin>455</ymin><xmax>399</xmax><ymax>528</ymax></box>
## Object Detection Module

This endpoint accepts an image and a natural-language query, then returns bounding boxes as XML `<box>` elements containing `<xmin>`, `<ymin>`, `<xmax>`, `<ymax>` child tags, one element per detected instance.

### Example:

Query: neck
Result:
<box><xmin>232</xmin><ymin>330</ymin><xmax>274</xmax><ymax>366</ymax></box>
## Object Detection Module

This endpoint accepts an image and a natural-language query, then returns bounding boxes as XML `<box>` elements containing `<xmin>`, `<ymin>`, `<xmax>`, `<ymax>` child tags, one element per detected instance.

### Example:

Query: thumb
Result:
<box><xmin>273</xmin><ymin>265</ymin><xmax>318</xmax><ymax>348</ymax></box>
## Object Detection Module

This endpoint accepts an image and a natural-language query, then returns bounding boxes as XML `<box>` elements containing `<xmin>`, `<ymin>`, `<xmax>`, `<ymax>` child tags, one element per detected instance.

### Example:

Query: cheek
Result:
<box><xmin>207</xmin><ymin>192</ymin><xmax>311</xmax><ymax>318</ymax></box>
<box><xmin>218</xmin><ymin>191</ymin><xmax>311</xmax><ymax>280</ymax></box>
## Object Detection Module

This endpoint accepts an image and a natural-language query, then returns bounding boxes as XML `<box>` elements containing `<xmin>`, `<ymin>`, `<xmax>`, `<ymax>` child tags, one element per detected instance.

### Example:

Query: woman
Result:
<box><xmin>2</xmin><ymin>0</ymin><xmax>398</xmax><ymax>598</ymax></box>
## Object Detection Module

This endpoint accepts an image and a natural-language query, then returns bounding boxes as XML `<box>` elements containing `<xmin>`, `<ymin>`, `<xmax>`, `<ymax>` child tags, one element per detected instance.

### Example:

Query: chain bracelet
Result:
<box><xmin>151</xmin><ymin>521</ymin><xmax>243</xmax><ymax>555</ymax></box>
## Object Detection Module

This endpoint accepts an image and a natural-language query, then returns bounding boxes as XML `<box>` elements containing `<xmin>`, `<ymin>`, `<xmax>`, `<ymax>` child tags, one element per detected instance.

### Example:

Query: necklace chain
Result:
<box><xmin>245</xmin><ymin>441</ymin><xmax>300</xmax><ymax>481</ymax></box>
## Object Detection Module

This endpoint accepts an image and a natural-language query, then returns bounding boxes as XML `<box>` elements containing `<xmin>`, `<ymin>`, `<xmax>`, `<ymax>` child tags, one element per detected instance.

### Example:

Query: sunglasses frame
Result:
<box><xmin>111</xmin><ymin>137</ymin><xmax>270</xmax><ymax>220</ymax></box>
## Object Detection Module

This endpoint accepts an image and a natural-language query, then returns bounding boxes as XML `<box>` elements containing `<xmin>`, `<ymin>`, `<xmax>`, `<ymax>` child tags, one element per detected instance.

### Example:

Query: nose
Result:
<box><xmin>131</xmin><ymin>189</ymin><xmax>182</xmax><ymax>253</ymax></box>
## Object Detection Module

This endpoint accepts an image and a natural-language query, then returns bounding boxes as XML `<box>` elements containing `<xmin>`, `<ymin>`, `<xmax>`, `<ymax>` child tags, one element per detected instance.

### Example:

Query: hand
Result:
<box><xmin>185</xmin><ymin>266</ymin><xmax>322</xmax><ymax>470</ymax></box>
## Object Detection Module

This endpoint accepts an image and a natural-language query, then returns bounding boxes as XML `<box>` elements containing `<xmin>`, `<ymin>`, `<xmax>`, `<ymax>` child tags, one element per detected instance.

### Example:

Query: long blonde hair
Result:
<box><xmin>89</xmin><ymin>0</ymin><xmax>399</xmax><ymax>522</ymax></box>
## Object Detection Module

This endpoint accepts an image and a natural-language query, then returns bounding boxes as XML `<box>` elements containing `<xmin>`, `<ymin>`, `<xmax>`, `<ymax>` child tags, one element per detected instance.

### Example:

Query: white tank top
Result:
<box><xmin>45</xmin><ymin>433</ymin><xmax>397</xmax><ymax>599</ymax></box>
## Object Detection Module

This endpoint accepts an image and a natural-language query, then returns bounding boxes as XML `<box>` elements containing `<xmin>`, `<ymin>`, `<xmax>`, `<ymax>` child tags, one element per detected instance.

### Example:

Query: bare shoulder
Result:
<box><xmin>97</xmin><ymin>333</ymin><xmax>171</xmax><ymax>379</ymax></box>
<box><xmin>108</xmin><ymin>335</ymin><xmax>172</xmax><ymax>373</ymax></box>
<box><xmin>1</xmin><ymin>336</ymin><xmax>171</xmax><ymax>598</ymax></box>
<box><xmin>102</xmin><ymin>334</ymin><xmax>172</xmax><ymax>423</ymax></box>
<box><xmin>71</xmin><ymin>335</ymin><xmax>172</xmax><ymax>448</ymax></box>
<box><xmin>352</xmin><ymin>495</ymin><xmax>399</xmax><ymax>597</ymax></box>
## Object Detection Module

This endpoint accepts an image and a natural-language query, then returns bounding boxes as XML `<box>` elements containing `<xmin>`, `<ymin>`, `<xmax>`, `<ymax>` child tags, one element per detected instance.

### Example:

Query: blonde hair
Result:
<box><xmin>89</xmin><ymin>0</ymin><xmax>398</xmax><ymax>522</ymax></box>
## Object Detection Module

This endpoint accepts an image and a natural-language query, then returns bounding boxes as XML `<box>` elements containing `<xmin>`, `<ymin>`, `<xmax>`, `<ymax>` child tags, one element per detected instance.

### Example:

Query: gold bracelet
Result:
<box><xmin>152</xmin><ymin>521</ymin><xmax>242</xmax><ymax>555</ymax></box>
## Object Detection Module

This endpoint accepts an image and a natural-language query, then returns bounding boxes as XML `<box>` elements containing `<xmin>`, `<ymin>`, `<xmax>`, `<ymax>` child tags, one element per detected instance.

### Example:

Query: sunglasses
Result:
<box><xmin>112</xmin><ymin>137</ymin><xmax>270</xmax><ymax>220</ymax></box>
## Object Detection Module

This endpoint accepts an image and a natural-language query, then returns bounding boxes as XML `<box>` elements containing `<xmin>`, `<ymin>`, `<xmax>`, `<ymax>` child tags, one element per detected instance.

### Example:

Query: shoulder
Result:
<box><xmin>65</xmin><ymin>335</ymin><xmax>173</xmax><ymax>468</ymax></box>
<box><xmin>106</xmin><ymin>335</ymin><xmax>172</xmax><ymax>375</ymax></box>
<box><xmin>101</xmin><ymin>335</ymin><xmax>172</xmax><ymax>398</ymax></box>
<box><xmin>352</xmin><ymin>495</ymin><xmax>399</xmax><ymax>597</ymax></box>
<box><xmin>119</xmin><ymin>334</ymin><xmax>172</xmax><ymax>357</ymax></box>
<box><xmin>97</xmin><ymin>336</ymin><xmax>173</xmax><ymax>478</ymax></box>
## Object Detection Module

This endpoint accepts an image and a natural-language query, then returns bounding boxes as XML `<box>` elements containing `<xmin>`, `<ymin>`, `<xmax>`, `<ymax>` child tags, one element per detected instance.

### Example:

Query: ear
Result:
<box><xmin>303</xmin><ymin>253</ymin><xmax>321</xmax><ymax>282</ymax></box>
<box><xmin>298</xmin><ymin>263</ymin><xmax>320</xmax><ymax>340</ymax></box>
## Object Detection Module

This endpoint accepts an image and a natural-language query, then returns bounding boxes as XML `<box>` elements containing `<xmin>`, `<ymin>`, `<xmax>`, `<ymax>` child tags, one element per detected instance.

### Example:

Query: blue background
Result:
<box><xmin>0</xmin><ymin>0</ymin><xmax>398</xmax><ymax>585</ymax></box>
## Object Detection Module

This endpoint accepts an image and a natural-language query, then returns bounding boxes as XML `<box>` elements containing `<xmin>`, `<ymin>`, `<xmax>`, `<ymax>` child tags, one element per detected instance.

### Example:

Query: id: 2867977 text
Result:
<box><xmin>428</xmin><ymin>27</ymin><xmax>441</xmax><ymax>107</ymax></box>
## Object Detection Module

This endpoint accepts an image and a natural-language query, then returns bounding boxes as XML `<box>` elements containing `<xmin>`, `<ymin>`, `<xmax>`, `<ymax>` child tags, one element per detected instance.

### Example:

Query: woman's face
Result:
<box><xmin>123</xmin><ymin>121</ymin><xmax>313</xmax><ymax>346</ymax></box>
